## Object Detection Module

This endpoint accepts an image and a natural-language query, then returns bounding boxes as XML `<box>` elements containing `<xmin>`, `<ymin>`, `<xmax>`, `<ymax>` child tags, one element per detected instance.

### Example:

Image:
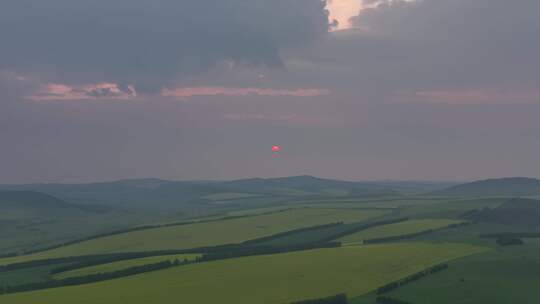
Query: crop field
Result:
<box><xmin>339</xmin><ymin>219</ymin><xmax>464</xmax><ymax>244</ymax></box>
<box><xmin>202</xmin><ymin>192</ymin><xmax>261</xmax><ymax>201</ymax></box>
<box><xmin>353</xmin><ymin>243</ymin><xmax>540</xmax><ymax>304</ymax></box>
<box><xmin>53</xmin><ymin>254</ymin><xmax>201</xmax><ymax>280</ymax></box>
<box><xmin>0</xmin><ymin>243</ymin><xmax>486</xmax><ymax>304</ymax></box>
<box><xmin>292</xmin><ymin>197</ymin><xmax>448</xmax><ymax>208</ymax></box>
<box><xmin>0</xmin><ymin>208</ymin><xmax>388</xmax><ymax>266</ymax></box>
<box><xmin>0</xmin><ymin>264</ymin><xmax>67</xmax><ymax>286</ymax></box>
<box><xmin>398</xmin><ymin>198</ymin><xmax>508</xmax><ymax>219</ymax></box>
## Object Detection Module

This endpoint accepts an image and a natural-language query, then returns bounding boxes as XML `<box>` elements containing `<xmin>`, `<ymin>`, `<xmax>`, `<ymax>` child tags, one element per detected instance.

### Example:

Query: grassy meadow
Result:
<box><xmin>0</xmin><ymin>243</ymin><xmax>486</xmax><ymax>304</ymax></box>
<box><xmin>2</xmin><ymin>178</ymin><xmax>540</xmax><ymax>304</ymax></box>
<box><xmin>53</xmin><ymin>254</ymin><xmax>201</xmax><ymax>280</ymax></box>
<box><xmin>352</xmin><ymin>242</ymin><xmax>540</xmax><ymax>304</ymax></box>
<box><xmin>0</xmin><ymin>208</ymin><xmax>387</xmax><ymax>266</ymax></box>
<box><xmin>339</xmin><ymin>219</ymin><xmax>465</xmax><ymax>244</ymax></box>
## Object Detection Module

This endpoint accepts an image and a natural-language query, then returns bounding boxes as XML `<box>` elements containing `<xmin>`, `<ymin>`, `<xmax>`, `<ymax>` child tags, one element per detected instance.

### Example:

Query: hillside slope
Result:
<box><xmin>464</xmin><ymin>198</ymin><xmax>540</xmax><ymax>227</ymax></box>
<box><xmin>0</xmin><ymin>176</ymin><xmax>396</xmax><ymax>209</ymax></box>
<box><xmin>0</xmin><ymin>244</ymin><xmax>484</xmax><ymax>304</ymax></box>
<box><xmin>0</xmin><ymin>191</ymin><xmax>90</xmax><ymax>220</ymax></box>
<box><xmin>434</xmin><ymin>178</ymin><xmax>540</xmax><ymax>197</ymax></box>
<box><xmin>0</xmin><ymin>191</ymin><xmax>126</xmax><ymax>255</ymax></box>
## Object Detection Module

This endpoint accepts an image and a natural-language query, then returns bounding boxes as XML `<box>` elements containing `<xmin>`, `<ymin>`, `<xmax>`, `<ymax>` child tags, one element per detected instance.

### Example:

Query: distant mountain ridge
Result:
<box><xmin>434</xmin><ymin>177</ymin><xmax>540</xmax><ymax>197</ymax></box>
<box><xmin>0</xmin><ymin>191</ymin><xmax>73</xmax><ymax>209</ymax></box>
<box><xmin>0</xmin><ymin>191</ymin><xmax>107</xmax><ymax>214</ymax></box>
<box><xmin>0</xmin><ymin>176</ymin><xmax>396</xmax><ymax>208</ymax></box>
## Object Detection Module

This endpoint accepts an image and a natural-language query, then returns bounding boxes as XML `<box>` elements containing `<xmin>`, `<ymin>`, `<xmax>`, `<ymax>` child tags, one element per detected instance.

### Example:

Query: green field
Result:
<box><xmin>202</xmin><ymin>192</ymin><xmax>260</xmax><ymax>201</ymax></box>
<box><xmin>0</xmin><ymin>243</ymin><xmax>486</xmax><ymax>304</ymax></box>
<box><xmin>339</xmin><ymin>219</ymin><xmax>464</xmax><ymax>244</ymax></box>
<box><xmin>353</xmin><ymin>242</ymin><xmax>540</xmax><ymax>304</ymax></box>
<box><xmin>0</xmin><ymin>264</ymin><xmax>67</xmax><ymax>287</ymax></box>
<box><xmin>398</xmin><ymin>198</ymin><xmax>507</xmax><ymax>219</ymax></box>
<box><xmin>0</xmin><ymin>208</ymin><xmax>387</xmax><ymax>266</ymax></box>
<box><xmin>53</xmin><ymin>254</ymin><xmax>201</xmax><ymax>280</ymax></box>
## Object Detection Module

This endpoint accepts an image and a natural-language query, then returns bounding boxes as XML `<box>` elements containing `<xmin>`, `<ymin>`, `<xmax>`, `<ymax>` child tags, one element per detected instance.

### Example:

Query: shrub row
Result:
<box><xmin>242</xmin><ymin>222</ymin><xmax>344</xmax><ymax>245</ymax></box>
<box><xmin>0</xmin><ymin>260</ymin><xmax>179</xmax><ymax>295</ymax></box>
<box><xmin>11</xmin><ymin>209</ymin><xmax>297</xmax><ymax>257</ymax></box>
<box><xmin>49</xmin><ymin>252</ymin><xmax>200</xmax><ymax>275</ymax></box>
<box><xmin>291</xmin><ymin>293</ymin><xmax>348</xmax><ymax>304</ymax></box>
<box><xmin>364</xmin><ymin>222</ymin><xmax>470</xmax><ymax>244</ymax></box>
<box><xmin>201</xmin><ymin>242</ymin><xmax>341</xmax><ymax>261</ymax></box>
<box><xmin>376</xmin><ymin>296</ymin><xmax>412</xmax><ymax>304</ymax></box>
<box><xmin>2</xmin><ymin>217</ymin><xmax>408</xmax><ymax>275</ymax></box>
<box><xmin>0</xmin><ymin>250</ymin><xmax>192</xmax><ymax>273</ymax></box>
<box><xmin>1</xmin><ymin>224</ymin><xmax>343</xmax><ymax>275</ymax></box>
<box><xmin>0</xmin><ymin>253</ymin><xmax>17</xmax><ymax>259</ymax></box>
<box><xmin>376</xmin><ymin>263</ymin><xmax>448</xmax><ymax>295</ymax></box>
<box><xmin>2</xmin><ymin>241</ymin><xmax>342</xmax><ymax>294</ymax></box>
<box><xmin>496</xmin><ymin>236</ymin><xmax>524</xmax><ymax>246</ymax></box>
<box><xmin>319</xmin><ymin>218</ymin><xmax>410</xmax><ymax>244</ymax></box>
<box><xmin>480</xmin><ymin>232</ymin><xmax>540</xmax><ymax>239</ymax></box>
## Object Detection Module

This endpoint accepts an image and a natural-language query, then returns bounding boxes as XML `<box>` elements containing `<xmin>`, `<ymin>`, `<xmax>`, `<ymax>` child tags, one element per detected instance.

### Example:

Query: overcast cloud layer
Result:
<box><xmin>0</xmin><ymin>0</ymin><xmax>329</xmax><ymax>91</ymax></box>
<box><xmin>1</xmin><ymin>0</ymin><xmax>540</xmax><ymax>183</ymax></box>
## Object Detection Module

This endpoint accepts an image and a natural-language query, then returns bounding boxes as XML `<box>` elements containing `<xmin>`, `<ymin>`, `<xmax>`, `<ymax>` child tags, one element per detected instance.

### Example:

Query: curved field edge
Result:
<box><xmin>0</xmin><ymin>208</ymin><xmax>388</xmax><ymax>266</ymax></box>
<box><xmin>339</xmin><ymin>219</ymin><xmax>466</xmax><ymax>244</ymax></box>
<box><xmin>356</xmin><ymin>241</ymin><xmax>540</xmax><ymax>304</ymax></box>
<box><xmin>53</xmin><ymin>254</ymin><xmax>201</xmax><ymax>280</ymax></box>
<box><xmin>0</xmin><ymin>243</ymin><xmax>488</xmax><ymax>304</ymax></box>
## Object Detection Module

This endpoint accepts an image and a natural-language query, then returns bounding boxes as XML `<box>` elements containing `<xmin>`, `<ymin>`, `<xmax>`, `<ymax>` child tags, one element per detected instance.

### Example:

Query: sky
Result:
<box><xmin>1</xmin><ymin>0</ymin><xmax>540</xmax><ymax>183</ymax></box>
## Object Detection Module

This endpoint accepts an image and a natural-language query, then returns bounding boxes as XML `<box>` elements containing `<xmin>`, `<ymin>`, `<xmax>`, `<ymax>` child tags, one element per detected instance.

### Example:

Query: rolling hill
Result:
<box><xmin>464</xmin><ymin>198</ymin><xmax>540</xmax><ymax>227</ymax></box>
<box><xmin>0</xmin><ymin>176</ymin><xmax>396</xmax><ymax>209</ymax></box>
<box><xmin>0</xmin><ymin>208</ymin><xmax>387</xmax><ymax>264</ymax></box>
<box><xmin>0</xmin><ymin>176</ymin><xmax>398</xmax><ymax>255</ymax></box>
<box><xmin>0</xmin><ymin>191</ymin><xmax>90</xmax><ymax>220</ymax></box>
<box><xmin>0</xmin><ymin>191</ymin><xmax>128</xmax><ymax>255</ymax></box>
<box><xmin>0</xmin><ymin>243</ymin><xmax>485</xmax><ymax>304</ymax></box>
<box><xmin>434</xmin><ymin>177</ymin><xmax>540</xmax><ymax>197</ymax></box>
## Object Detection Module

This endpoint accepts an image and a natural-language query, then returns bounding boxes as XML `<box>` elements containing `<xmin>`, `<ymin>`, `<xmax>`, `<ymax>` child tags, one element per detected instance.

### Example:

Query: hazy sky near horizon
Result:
<box><xmin>1</xmin><ymin>0</ymin><xmax>540</xmax><ymax>183</ymax></box>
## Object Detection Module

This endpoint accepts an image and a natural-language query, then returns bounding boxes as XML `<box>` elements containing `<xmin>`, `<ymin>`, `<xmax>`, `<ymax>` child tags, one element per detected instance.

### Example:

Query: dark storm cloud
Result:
<box><xmin>3</xmin><ymin>0</ymin><xmax>540</xmax><ymax>183</ymax></box>
<box><xmin>348</xmin><ymin>0</ymin><xmax>540</xmax><ymax>89</ymax></box>
<box><xmin>277</xmin><ymin>0</ymin><xmax>540</xmax><ymax>96</ymax></box>
<box><xmin>0</xmin><ymin>0</ymin><xmax>329</xmax><ymax>91</ymax></box>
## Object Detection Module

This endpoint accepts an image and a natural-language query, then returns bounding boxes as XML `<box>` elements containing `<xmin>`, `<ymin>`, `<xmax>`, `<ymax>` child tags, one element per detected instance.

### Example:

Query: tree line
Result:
<box><xmin>479</xmin><ymin>232</ymin><xmax>539</xmax><ymax>246</ymax></box>
<box><xmin>480</xmin><ymin>232</ymin><xmax>540</xmax><ymax>239</ymax></box>
<box><xmin>201</xmin><ymin>242</ymin><xmax>341</xmax><ymax>261</ymax></box>
<box><xmin>319</xmin><ymin>218</ymin><xmax>409</xmax><ymax>244</ymax></box>
<box><xmin>1</xmin><ymin>221</ymin><xmax>347</xmax><ymax>276</ymax></box>
<box><xmin>291</xmin><ymin>293</ymin><xmax>348</xmax><ymax>304</ymax></box>
<box><xmin>376</xmin><ymin>296</ymin><xmax>412</xmax><ymax>304</ymax></box>
<box><xmin>1</xmin><ymin>242</ymin><xmax>342</xmax><ymax>294</ymax></box>
<box><xmin>49</xmin><ymin>255</ymin><xmax>199</xmax><ymax>275</ymax></box>
<box><xmin>0</xmin><ymin>260</ymin><xmax>183</xmax><ymax>295</ymax></box>
<box><xmin>1</xmin><ymin>215</ymin><xmax>417</xmax><ymax>295</ymax></box>
<box><xmin>376</xmin><ymin>263</ymin><xmax>448</xmax><ymax>295</ymax></box>
<box><xmin>496</xmin><ymin>236</ymin><xmax>524</xmax><ymax>246</ymax></box>
<box><xmin>0</xmin><ymin>250</ymin><xmax>192</xmax><ymax>273</ymax></box>
<box><xmin>8</xmin><ymin>209</ymin><xmax>296</xmax><ymax>257</ymax></box>
<box><xmin>242</xmin><ymin>222</ymin><xmax>344</xmax><ymax>245</ymax></box>
<box><xmin>364</xmin><ymin>222</ymin><xmax>470</xmax><ymax>244</ymax></box>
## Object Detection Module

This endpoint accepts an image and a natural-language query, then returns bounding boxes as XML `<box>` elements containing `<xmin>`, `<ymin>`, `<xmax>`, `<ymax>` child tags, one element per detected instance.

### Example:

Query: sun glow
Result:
<box><xmin>327</xmin><ymin>0</ymin><xmax>362</xmax><ymax>30</ymax></box>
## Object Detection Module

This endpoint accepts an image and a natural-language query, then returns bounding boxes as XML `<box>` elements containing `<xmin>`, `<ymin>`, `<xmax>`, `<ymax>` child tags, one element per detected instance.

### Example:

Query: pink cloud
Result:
<box><xmin>403</xmin><ymin>88</ymin><xmax>540</xmax><ymax>104</ymax></box>
<box><xmin>161</xmin><ymin>86</ymin><xmax>330</xmax><ymax>99</ymax></box>
<box><xmin>327</xmin><ymin>0</ymin><xmax>363</xmax><ymax>30</ymax></box>
<box><xmin>222</xmin><ymin>112</ymin><xmax>352</xmax><ymax>126</ymax></box>
<box><xmin>27</xmin><ymin>82</ymin><xmax>137</xmax><ymax>101</ymax></box>
<box><xmin>223</xmin><ymin>113</ymin><xmax>298</xmax><ymax>122</ymax></box>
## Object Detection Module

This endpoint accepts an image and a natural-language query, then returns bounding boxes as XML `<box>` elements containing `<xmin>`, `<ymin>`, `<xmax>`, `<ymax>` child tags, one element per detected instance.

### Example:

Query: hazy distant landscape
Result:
<box><xmin>1</xmin><ymin>176</ymin><xmax>540</xmax><ymax>303</ymax></box>
<box><xmin>2</xmin><ymin>0</ymin><xmax>540</xmax><ymax>303</ymax></box>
